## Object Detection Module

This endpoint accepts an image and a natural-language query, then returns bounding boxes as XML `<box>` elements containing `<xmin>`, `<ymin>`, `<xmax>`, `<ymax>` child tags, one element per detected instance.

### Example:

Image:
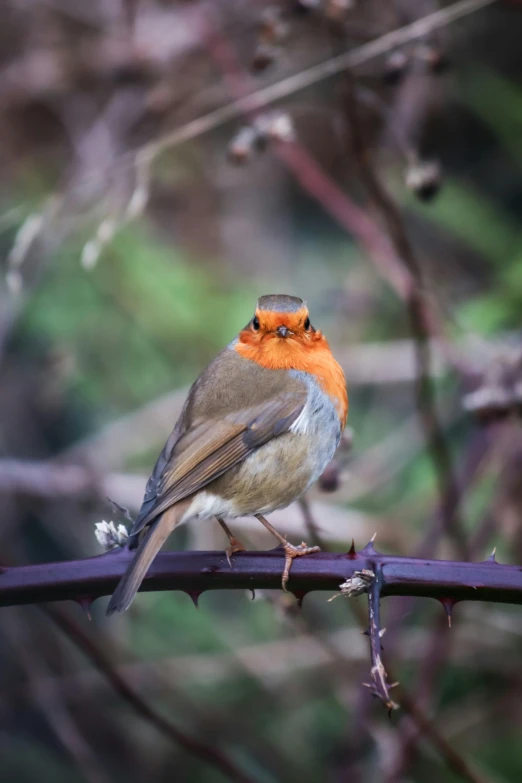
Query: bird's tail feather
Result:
<box><xmin>106</xmin><ymin>502</ymin><xmax>189</xmax><ymax>615</ymax></box>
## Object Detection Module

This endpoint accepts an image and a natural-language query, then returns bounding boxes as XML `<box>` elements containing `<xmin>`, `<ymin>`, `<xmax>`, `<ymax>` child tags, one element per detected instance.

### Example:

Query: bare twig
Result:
<box><xmin>133</xmin><ymin>0</ymin><xmax>497</xmax><ymax>168</ymax></box>
<box><xmin>340</xmin><ymin>79</ymin><xmax>469</xmax><ymax>559</ymax></box>
<box><xmin>396</xmin><ymin>687</ymin><xmax>491</xmax><ymax>783</ymax></box>
<box><xmin>43</xmin><ymin>604</ymin><xmax>257</xmax><ymax>783</ymax></box>
<box><xmin>3</xmin><ymin>615</ymin><xmax>110</xmax><ymax>783</ymax></box>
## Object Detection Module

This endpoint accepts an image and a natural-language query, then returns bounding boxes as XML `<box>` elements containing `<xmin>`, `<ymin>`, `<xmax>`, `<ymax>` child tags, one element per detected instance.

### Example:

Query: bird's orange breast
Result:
<box><xmin>235</xmin><ymin>332</ymin><xmax>348</xmax><ymax>427</ymax></box>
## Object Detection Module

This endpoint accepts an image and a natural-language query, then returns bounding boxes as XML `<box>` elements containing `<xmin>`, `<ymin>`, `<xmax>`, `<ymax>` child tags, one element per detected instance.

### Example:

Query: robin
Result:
<box><xmin>107</xmin><ymin>294</ymin><xmax>348</xmax><ymax>615</ymax></box>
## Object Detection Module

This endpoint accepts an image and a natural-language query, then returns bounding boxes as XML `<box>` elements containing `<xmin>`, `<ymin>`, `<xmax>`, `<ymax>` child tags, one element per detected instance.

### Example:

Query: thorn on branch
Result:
<box><xmin>438</xmin><ymin>597</ymin><xmax>458</xmax><ymax>628</ymax></box>
<box><xmin>292</xmin><ymin>589</ymin><xmax>308</xmax><ymax>608</ymax></box>
<box><xmin>76</xmin><ymin>596</ymin><xmax>94</xmax><ymax>620</ymax></box>
<box><xmin>185</xmin><ymin>590</ymin><xmax>202</xmax><ymax>609</ymax></box>
<box><xmin>359</xmin><ymin>532</ymin><xmax>379</xmax><ymax>556</ymax></box>
<box><xmin>486</xmin><ymin>547</ymin><xmax>498</xmax><ymax>564</ymax></box>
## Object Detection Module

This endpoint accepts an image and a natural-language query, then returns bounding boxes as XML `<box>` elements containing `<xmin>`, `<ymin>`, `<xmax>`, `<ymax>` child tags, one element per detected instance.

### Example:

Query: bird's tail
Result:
<box><xmin>106</xmin><ymin>502</ymin><xmax>190</xmax><ymax>615</ymax></box>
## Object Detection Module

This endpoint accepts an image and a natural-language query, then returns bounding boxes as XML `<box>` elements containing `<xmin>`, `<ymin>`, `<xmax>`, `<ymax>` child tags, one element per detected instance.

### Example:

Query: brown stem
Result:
<box><xmin>341</xmin><ymin>80</ymin><xmax>468</xmax><ymax>560</ymax></box>
<box><xmin>43</xmin><ymin>604</ymin><xmax>257</xmax><ymax>783</ymax></box>
<box><xmin>396</xmin><ymin>687</ymin><xmax>491</xmax><ymax>783</ymax></box>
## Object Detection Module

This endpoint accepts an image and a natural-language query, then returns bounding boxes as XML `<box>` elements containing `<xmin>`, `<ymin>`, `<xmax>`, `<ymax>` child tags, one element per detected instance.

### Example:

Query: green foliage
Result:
<box><xmin>0</xmin><ymin>737</ymin><xmax>81</xmax><ymax>783</ymax></box>
<box><xmin>462</xmin><ymin>67</ymin><xmax>522</xmax><ymax>165</ymax></box>
<box><xmin>4</xmin><ymin>45</ymin><xmax>522</xmax><ymax>783</ymax></box>
<box><xmin>18</xmin><ymin>227</ymin><xmax>256</xmax><ymax>418</ymax></box>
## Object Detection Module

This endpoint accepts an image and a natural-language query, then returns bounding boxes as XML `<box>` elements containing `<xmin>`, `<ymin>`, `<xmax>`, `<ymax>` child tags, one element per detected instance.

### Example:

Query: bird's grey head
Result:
<box><xmin>256</xmin><ymin>294</ymin><xmax>305</xmax><ymax>313</ymax></box>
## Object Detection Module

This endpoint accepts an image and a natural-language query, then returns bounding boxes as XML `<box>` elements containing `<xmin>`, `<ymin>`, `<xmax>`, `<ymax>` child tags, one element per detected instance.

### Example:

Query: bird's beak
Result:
<box><xmin>276</xmin><ymin>325</ymin><xmax>290</xmax><ymax>338</ymax></box>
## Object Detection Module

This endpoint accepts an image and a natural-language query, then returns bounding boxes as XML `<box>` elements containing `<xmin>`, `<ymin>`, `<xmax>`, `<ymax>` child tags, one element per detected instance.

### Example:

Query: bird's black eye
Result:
<box><xmin>252</xmin><ymin>316</ymin><xmax>260</xmax><ymax>330</ymax></box>
<box><xmin>304</xmin><ymin>317</ymin><xmax>311</xmax><ymax>330</ymax></box>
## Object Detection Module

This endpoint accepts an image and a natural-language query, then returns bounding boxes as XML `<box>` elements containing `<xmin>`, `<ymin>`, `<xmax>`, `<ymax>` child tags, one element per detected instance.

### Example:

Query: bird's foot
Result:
<box><xmin>226</xmin><ymin>537</ymin><xmax>247</xmax><ymax>568</ymax></box>
<box><xmin>281</xmin><ymin>541</ymin><xmax>321</xmax><ymax>592</ymax></box>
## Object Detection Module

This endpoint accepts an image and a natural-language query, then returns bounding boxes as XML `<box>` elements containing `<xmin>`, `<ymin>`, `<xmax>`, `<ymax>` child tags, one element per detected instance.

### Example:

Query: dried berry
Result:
<box><xmin>404</xmin><ymin>159</ymin><xmax>442</xmax><ymax>201</ymax></box>
<box><xmin>416</xmin><ymin>44</ymin><xmax>450</xmax><ymax>74</ymax></box>
<box><xmin>228</xmin><ymin>126</ymin><xmax>259</xmax><ymax>164</ymax></box>
<box><xmin>383</xmin><ymin>50</ymin><xmax>409</xmax><ymax>85</ymax></box>
<box><xmin>251</xmin><ymin>44</ymin><xmax>277</xmax><ymax>72</ymax></box>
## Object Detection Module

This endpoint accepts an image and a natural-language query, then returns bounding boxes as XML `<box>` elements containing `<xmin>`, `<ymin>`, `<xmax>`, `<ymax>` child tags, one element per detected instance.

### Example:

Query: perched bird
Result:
<box><xmin>107</xmin><ymin>295</ymin><xmax>348</xmax><ymax>615</ymax></box>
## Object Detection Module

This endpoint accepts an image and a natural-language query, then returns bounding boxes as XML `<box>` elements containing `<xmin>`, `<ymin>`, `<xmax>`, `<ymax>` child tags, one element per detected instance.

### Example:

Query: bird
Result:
<box><xmin>107</xmin><ymin>294</ymin><xmax>348</xmax><ymax>615</ymax></box>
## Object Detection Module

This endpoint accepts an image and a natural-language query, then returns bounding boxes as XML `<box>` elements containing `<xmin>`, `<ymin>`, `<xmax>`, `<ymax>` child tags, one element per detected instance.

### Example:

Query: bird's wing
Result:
<box><xmin>129</xmin><ymin>390</ymin><xmax>307</xmax><ymax>535</ymax></box>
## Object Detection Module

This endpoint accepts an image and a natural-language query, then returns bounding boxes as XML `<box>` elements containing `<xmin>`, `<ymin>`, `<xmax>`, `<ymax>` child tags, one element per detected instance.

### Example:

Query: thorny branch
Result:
<box><xmin>280</xmin><ymin>558</ymin><xmax>488</xmax><ymax>783</ymax></box>
<box><xmin>3</xmin><ymin>543</ymin><xmax>522</xmax><ymax>609</ymax></box>
<box><xmin>2</xmin><ymin>538</ymin><xmax>522</xmax><ymax>716</ymax></box>
<box><xmin>365</xmin><ymin>562</ymin><xmax>398</xmax><ymax>713</ymax></box>
<box><xmin>395</xmin><ymin>687</ymin><xmax>491</xmax><ymax>783</ymax></box>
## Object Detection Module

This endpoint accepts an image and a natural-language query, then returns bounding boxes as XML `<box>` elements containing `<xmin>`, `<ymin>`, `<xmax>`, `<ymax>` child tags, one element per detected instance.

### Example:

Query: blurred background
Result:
<box><xmin>1</xmin><ymin>0</ymin><xmax>522</xmax><ymax>781</ymax></box>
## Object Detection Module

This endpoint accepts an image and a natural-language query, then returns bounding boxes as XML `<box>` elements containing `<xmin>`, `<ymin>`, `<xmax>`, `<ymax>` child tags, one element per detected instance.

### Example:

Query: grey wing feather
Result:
<box><xmin>128</xmin><ymin>418</ymin><xmax>186</xmax><ymax>538</ymax></box>
<box><xmin>130</xmin><ymin>390</ymin><xmax>306</xmax><ymax>536</ymax></box>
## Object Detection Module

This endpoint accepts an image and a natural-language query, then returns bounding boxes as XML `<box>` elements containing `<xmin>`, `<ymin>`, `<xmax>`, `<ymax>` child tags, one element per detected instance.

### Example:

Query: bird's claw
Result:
<box><xmin>226</xmin><ymin>537</ymin><xmax>247</xmax><ymax>568</ymax></box>
<box><xmin>281</xmin><ymin>541</ymin><xmax>321</xmax><ymax>591</ymax></box>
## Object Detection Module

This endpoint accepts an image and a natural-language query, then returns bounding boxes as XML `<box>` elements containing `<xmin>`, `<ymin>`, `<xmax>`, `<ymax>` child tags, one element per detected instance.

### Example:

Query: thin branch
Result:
<box><xmin>382</xmin><ymin>422</ymin><xmax>514</xmax><ymax>780</ymax></box>
<box><xmin>273</xmin><ymin>140</ymin><xmax>470</xmax><ymax>378</ymax></box>
<box><xmin>134</xmin><ymin>0</ymin><xmax>497</xmax><ymax>167</ymax></box>
<box><xmin>43</xmin><ymin>604</ymin><xmax>257</xmax><ymax>783</ymax></box>
<box><xmin>340</xmin><ymin>81</ymin><xmax>469</xmax><ymax>559</ymax></box>
<box><xmin>396</xmin><ymin>687</ymin><xmax>491</xmax><ymax>783</ymax></box>
<box><xmin>3</xmin><ymin>615</ymin><xmax>110</xmax><ymax>783</ymax></box>
<box><xmin>2</xmin><ymin>541</ymin><xmax>516</xmax><ymax>781</ymax></box>
<box><xmin>365</xmin><ymin>563</ymin><xmax>398</xmax><ymax>713</ymax></box>
<box><xmin>283</xmin><ymin>570</ymin><xmax>490</xmax><ymax>783</ymax></box>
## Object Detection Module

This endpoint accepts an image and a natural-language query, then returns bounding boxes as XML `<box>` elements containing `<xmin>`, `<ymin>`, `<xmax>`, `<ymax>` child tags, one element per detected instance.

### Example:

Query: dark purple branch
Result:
<box><xmin>1</xmin><ymin>546</ymin><xmax>522</xmax><ymax>609</ymax></box>
<box><xmin>365</xmin><ymin>562</ymin><xmax>398</xmax><ymax>712</ymax></box>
